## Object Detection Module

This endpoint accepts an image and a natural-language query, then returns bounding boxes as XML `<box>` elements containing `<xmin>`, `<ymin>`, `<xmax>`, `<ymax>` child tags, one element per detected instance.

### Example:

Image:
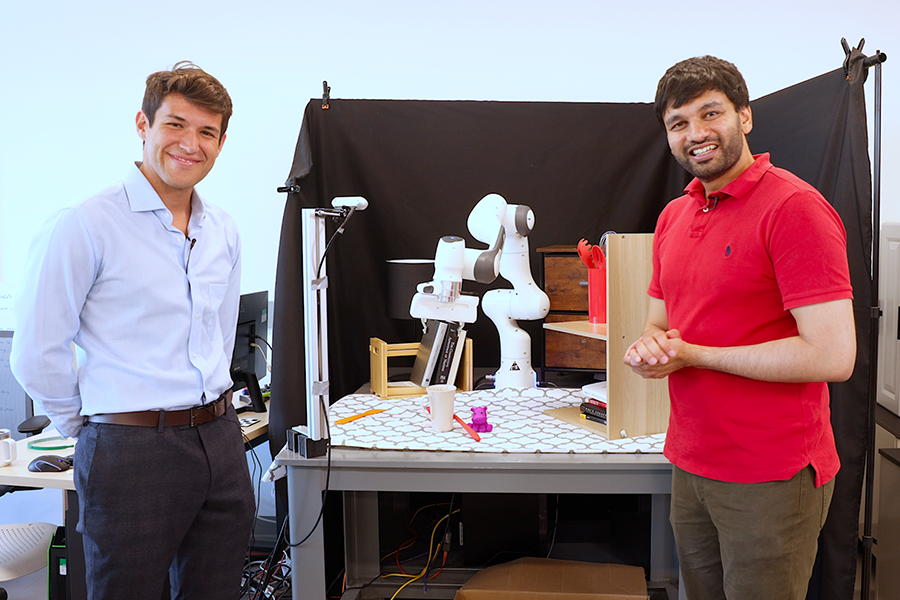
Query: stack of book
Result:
<box><xmin>410</xmin><ymin>319</ymin><xmax>467</xmax><ymax>387</ymax></box>
<box><xmin>580</xmin><ymin>398</ymin><xmax>607</xmax><ymax>425</ymax></box>
<box><xmin>580</xmin><ymin>380</ymin><xmax>608</xmax><ymax>425</ymax></box>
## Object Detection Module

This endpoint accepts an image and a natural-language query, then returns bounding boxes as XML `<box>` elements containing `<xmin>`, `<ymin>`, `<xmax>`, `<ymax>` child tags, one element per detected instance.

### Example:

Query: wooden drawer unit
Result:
<box><xmin>543</xmin><ymin>254</ymin><xmax>590</xmax><ymax>312</ymax></box>
<box><xmin>537</xmin><ymin>245</ymin><xmax>606</xmax><ymax>376</ymax></box>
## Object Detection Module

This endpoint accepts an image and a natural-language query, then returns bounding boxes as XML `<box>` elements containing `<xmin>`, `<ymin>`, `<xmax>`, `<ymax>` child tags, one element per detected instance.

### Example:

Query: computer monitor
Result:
<box><xmin>231</xmin><ymin>291</ymin><xmax>269</xmax><ymax>413</ymax></box>
<box><xmin>0</xmin><ymin>330</ymin><xmax>35</xmax><ymax>440</ymax></box>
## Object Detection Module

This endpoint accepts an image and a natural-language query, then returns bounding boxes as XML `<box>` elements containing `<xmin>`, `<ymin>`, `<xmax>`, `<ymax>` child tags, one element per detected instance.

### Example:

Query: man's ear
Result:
<box><xmin>218</xmin><ymin>132</ymin><xmax>227</xmax><ymax>151</ymax></box>
<box><xmin>740</xmin><ymin>105</ymin><xmax>753</xmax><ymax>135</ymax></box>
<box><xmin>136</xmin><ymin>110</ymin><xmax>149</xmax><ymax>141</ymax></box>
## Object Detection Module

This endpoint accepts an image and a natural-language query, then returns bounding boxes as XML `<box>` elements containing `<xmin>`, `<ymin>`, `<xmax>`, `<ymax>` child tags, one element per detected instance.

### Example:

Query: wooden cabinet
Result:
<box><xmin>537</xmin><ymin>246</ymin><xmax>606</xmax><ymax>377</ymax></box>
<box><xmin>542</xmin><ymin>234</ymin><xmax>670</xmax><ymax>439</ymax></box>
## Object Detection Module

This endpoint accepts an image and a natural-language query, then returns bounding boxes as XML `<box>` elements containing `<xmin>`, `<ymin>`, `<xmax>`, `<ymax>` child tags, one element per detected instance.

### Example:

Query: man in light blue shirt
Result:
<box><xmin>12</xmin><ymin>62</ymin><xmax>254</xmax><ymax>600</ymax></box>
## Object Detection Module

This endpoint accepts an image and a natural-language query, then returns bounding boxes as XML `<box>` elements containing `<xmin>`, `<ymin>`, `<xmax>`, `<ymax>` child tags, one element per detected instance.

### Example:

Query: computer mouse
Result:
<box><xmin>27</xmin><ymin>454</ymin><xmax>73</xmax><ymax>473</ymax></box>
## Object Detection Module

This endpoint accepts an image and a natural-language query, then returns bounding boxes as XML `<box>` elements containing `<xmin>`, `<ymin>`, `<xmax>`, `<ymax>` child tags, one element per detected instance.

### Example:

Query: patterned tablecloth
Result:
<box><xmin>327</xmin><ymin>387</ymin><xmax>665</xmax><ymax>454</ymax></box>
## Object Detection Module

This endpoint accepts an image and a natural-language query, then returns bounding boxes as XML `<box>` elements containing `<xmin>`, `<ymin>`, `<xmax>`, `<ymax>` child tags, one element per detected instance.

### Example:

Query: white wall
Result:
<box><xmin>0</xmin><ymin>0</ymin><xmax>897</xmax><ymax>300</ymax></box>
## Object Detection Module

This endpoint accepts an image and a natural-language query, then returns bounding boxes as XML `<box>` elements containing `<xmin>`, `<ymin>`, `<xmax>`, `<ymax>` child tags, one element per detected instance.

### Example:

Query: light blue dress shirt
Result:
<box><xmin>11</xmin><ymin>163</ymin><xmax>241</xmax><ymax>438</ymax></box>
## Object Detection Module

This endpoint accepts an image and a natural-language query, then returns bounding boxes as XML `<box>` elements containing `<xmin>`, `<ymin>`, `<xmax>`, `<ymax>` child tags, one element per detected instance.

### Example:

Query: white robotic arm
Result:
<box><xmin>473</xmin><ymin>194</ymin><xmax>550</xmax><ymax>388</ymax></box>
<box><xmin>409</xmin><ymin>193</ymin><xmax>549</xmax><ymax>389</ymax></box>
<box><xmin>409</xmin><ymin>228</ymin><xmax>505</xmax><ymax>324</ymax></box>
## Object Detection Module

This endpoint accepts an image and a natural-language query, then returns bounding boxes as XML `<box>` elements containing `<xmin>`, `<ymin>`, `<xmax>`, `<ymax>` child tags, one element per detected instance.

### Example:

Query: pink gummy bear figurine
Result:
<box><xmin>468</xmin><ymin>406</ymin><xmax>493</xmax><ymax>433</ymax></box>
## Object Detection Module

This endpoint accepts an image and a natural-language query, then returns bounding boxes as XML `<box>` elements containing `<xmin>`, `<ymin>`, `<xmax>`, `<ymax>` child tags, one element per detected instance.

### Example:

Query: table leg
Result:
<box><xmin>343</xmin><ymin>491</ymin><xmax>382</xmax><ymax>588</ymax></box>
<box><xmin>287</xmin><ymin>463</ymin><xmax>328</xmax><ymax>600</ymax></box>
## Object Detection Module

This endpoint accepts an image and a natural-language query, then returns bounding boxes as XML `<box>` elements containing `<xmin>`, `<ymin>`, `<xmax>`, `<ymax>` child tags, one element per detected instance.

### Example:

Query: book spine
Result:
<box><xmin>433</xmin><ymin>323</ymin><xmax>460</xmax><ymax>385</ymax></box>
<box><xmin>580</xmin><ymin>412</ymin><xmax>607</xmax><ymax>425</ymax></box>
<box><xmin>585</xmin><ymin>397</ymin><xmax>608</xmax><ymax>409</ymax></box>
<box><xmin>420</xmin><ymin>321</ymin><xmax>448</xmax><ymax>386</ymax></box>
<box><xmin>447</xmin><ymin>328</ymin><xmax>467</xmax><ymax>385</ymax></box>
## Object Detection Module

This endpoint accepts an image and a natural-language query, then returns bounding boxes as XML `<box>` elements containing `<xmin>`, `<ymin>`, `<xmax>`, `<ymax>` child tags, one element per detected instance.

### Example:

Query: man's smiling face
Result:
<box><xmin>663</xmin><ymin>89</ymin><xmax>753</xmax><ymax>190</ymax></box>
<box><xmin>136</xmin><ymin>93</ymin><xmax>225</xmax><ymax>201</ymax></box>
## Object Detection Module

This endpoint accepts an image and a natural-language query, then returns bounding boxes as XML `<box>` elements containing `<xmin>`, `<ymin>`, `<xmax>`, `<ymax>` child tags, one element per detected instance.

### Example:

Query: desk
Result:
<box><xmin>277</xmin><ymin>391</ymin><xmax>680</xmax><ymax>600</ymax></box>
<box><xmin>0</xmin><ymin>403</ymin><xmax>269</xmax><ymax>599</ymax></box>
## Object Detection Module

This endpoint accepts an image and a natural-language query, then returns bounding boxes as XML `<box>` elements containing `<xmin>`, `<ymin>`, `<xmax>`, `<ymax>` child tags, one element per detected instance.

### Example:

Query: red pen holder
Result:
<box><xmin>588</xmin><ymin>268</ymin><xmax>606</xmax><ymax>324</ymax></box>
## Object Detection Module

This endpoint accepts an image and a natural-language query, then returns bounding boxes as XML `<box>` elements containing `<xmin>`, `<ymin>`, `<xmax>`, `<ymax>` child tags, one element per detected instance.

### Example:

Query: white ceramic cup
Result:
<box><xmin>0</xmin><ymin>429</ymin><xmax>17</xmax><ymax>467</ymax></box>
<box><xmin>422</xmin><ymin>384</ymin><xmax>456</xmax><ymax>432</ymax></box>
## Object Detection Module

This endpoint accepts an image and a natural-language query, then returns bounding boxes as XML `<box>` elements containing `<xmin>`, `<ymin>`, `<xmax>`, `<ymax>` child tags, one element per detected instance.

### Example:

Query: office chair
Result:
<box><xmin>0</xmin><ymin>414</ymin><xmax>55</xmax><ymax>598</ymax></box>
<box><xmin>0</xmin><ymin>522</ymin><xmax>57</xmax><ymax>580</ymax></box>
<box><xmin>1</xmin><ymin>331</ymin><xmax>59</xmax><ymax>596</ymax></box>
<box><xmin>0</xmin><ymin>414</ymin><xmax>51</xmax><ymax>498</ymax></box>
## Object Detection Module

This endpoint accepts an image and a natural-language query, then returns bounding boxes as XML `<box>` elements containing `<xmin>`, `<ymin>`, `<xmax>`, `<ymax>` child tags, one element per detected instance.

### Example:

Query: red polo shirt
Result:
<box><xmin>649</xmin><ymin>153</ymin><xmax>852</xmax><ymax>486</ymax></box>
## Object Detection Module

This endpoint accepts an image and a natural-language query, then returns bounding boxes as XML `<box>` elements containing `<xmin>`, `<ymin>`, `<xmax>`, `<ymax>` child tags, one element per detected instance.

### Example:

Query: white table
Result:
<box><xmin>276</xmin><ymin>389</ymin><xmax>680</xmax><ymax>599</ymax></box>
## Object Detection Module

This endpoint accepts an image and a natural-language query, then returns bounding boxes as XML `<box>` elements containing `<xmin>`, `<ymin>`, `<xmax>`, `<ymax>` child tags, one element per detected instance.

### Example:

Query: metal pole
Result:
<box><xmin>861</xmin><ymin>53</ymin><xmax>884</xmax><ymax>600</ymax></box>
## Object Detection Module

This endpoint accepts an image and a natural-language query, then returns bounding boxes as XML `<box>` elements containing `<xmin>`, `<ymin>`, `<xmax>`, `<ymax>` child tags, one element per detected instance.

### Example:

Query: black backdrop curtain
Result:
<box><xmin>271</xmin><ymin>63</ymin><xmax>872</xmax><ymax>599</ymax></box>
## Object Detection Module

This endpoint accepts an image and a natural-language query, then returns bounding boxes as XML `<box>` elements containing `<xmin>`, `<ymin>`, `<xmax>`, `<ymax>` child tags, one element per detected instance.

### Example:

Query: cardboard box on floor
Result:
<box><xmin>454</xmin><ymin>557</ymin><xmax>649</xmax><ymax>600</ymax></box>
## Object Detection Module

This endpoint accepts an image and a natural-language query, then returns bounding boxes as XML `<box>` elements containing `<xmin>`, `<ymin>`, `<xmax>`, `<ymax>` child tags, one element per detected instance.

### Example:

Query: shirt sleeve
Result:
<box><xmin>769</xmin><ymin>191</ymin><xmax>853</xmax><ymax>310</ymax></box>
<box><xmin>648</xmin><ymin>201</ymin><xmax>675</xmax><ymax>300</ymax></box>
<box><xmin>11</xmin><ymin>208</ymin><xmax>96</xmax><ymax>438</ymax></box>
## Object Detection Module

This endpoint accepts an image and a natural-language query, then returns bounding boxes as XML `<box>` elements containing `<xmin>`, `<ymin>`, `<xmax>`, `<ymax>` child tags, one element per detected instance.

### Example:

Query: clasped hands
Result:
<box><xmin>623</xmin><ymin>328</ymin><xmax>692</xmax><ymax>379</ymax></box>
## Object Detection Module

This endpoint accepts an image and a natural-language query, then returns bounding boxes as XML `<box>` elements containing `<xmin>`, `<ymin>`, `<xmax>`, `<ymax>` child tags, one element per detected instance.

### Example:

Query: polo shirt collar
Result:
<box><xmin>684</xmin><ymin>153</ymin><xmax>774</xmax><ymax>204</ymax></box>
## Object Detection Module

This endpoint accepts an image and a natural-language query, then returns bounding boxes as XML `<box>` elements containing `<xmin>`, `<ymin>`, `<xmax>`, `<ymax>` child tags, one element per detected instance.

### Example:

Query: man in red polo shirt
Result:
<box><xmin>624</xmin><ymin>56</ymin><xmax>856</xmax><ymax>599</ymax></box>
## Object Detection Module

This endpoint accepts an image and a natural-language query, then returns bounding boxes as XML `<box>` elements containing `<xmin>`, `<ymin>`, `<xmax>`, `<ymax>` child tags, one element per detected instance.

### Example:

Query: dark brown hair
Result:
<box><xmin>142</xmin><ymin>61</ymin><xmax>232</xmax><ymax>139</ymax></box>
<box><xmin>654</xmin><ymin>56</ymin><xmax>749</xmax><ymax>129</ymax></box>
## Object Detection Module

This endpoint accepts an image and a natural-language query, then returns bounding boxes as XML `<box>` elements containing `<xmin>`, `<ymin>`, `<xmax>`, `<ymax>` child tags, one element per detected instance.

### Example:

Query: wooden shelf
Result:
<box><xmin>544</xmin><ymin>234</ymin><xmax>669</xmax><ymax>440</ymax></box>
<box><xmin>369</xmin><ymin>337</ymin><xmax>474</xmax><ymax>399</ymax></box>
<box><xmin>543</xmin><ymin>321</ymin><xmax>607</xmax><ymax>340</ymax></box>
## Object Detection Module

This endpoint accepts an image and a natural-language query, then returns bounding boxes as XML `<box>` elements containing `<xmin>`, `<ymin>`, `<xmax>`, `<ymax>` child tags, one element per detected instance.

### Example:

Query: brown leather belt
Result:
<box><xmin>85</xmin><ymin>394</ymin><xmax>228</xmax><ymax>428</ymax></box>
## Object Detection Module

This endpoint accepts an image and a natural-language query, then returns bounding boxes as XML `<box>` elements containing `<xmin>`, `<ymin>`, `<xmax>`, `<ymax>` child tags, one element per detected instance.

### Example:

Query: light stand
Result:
<box><xmin>855</xmin><ymin>38</ymin><xmax>888</xmax><ymax>600</ymax></box>
<box><xmin>289</xmin><ymin>197</ymin><xmax>368</xmax><ymax>458</ymax></box>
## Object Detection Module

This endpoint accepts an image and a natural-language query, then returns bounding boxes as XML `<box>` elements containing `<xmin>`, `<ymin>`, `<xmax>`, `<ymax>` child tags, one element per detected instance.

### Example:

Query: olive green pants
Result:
<box><xmin>670</xmin><ymin>465</ymin><xmax>834</xmax><ymax>600</ymax></box>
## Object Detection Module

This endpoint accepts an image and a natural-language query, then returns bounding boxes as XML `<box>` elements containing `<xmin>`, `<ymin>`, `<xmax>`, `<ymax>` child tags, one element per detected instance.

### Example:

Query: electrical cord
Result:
<box><xmin>252</xmin><ymin>335</ymin><xmax>273</xmax><ymax>352</ymax></box>
<box><xmin>382</xmin><ymin>501</ymin><xmax>452</xmax><ymax>573</ymax></box>
<box><xmin>252</xmin><ymin>397</ymin><xmax>332</xmax><ymax>600</ymax></box>
<box><xmin>250</xmin><ymin>343</ymin><xmax>272</xmax><ymax>373</ymax></box>
<box><xmin>473</xmin><ymin>374</ymin><xmax>495</xmax><ymax>390</ymax></box>
<box><xmin>316</xmin><ymin>210</ymin><xmax>355</xmax><ymax>279</ymax></box>
<box><xmin>243</xmin><ymin>551</ymin><xmax>292</xmax><ymax>599</ymax></box>
<box><xmin>545</xmin><ymin>494</ymin><xmax>560</xmax><ymax>558</ymax></box>
<box><xmin>385</xmin><ymin>509</ymin><xmax>458</xmax><ymax>600</ymax></box>
<box><xmin>285</xmin><ymin>396</ymin><xmax>332</xmax><ymax>547</ymax></box>
<box><xmin>242</xmin><ymin>430</ymin><xmax>263</xmax><ymax>554</ymax></box>
<box><xmin>250</xmin><ymin>333</ymin><xmax>273</xmax><ymax>374</ymax></box>
<box><xmin>240</xmin><ymin>430</ymin><xmax>268</xmax><ymax>599</ymax></box>
<box><xmin>423</xmin><ymin>494</ymin><xmax>455</xmax><ymax>591</ymax></box>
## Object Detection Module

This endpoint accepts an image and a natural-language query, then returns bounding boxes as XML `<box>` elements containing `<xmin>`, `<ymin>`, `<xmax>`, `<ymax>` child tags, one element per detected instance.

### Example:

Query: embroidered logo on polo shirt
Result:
<box><xmin>725</xmin><ymin>245</ymin><xmax>732</xmax><ymax>257</ymax></box>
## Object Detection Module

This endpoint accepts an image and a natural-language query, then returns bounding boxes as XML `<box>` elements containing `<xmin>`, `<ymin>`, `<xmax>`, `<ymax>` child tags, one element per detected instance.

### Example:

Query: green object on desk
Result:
<box><xmin>27</xmin><ymin>436</ymin><xmax>76</xmax><ymax>451</ymax></box>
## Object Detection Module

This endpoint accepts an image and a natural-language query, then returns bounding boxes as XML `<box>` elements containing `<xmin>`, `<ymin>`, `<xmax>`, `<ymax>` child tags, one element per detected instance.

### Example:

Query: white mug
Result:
<box><xmin>421</xmin><ymin>384</ymin><xmax>456</xmax><ymax>432</ymax></box>
<box><xmin>0</xmin><ymin>429</ymin><xmax>17</xmax><ymax>467</ymax></box>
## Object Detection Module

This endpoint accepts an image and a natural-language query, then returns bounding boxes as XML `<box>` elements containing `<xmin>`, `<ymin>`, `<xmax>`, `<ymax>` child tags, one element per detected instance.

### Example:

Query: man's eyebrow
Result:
<box><xmin>698</xmin><ymin>100</ymin><xmax>725</xmax><ymax>112</ymax></box>
<box><xmin>664</xmin><ymin>112</ymin><xmax>681</xmax><ymax>126</ymax></box>
<box><xmin>664</xmin><ymin>100</ymin><xmax>726</xmax><ymax>126</ymax></box>
<box><xmin>162</xmin><ymin>113</ymin><xmax>221</xmax><ymax>135</ymax></box>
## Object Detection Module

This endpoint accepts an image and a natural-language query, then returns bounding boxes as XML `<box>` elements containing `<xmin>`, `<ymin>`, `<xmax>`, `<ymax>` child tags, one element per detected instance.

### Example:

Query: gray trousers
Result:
<box><xmin>670</xmin><ymin>464</ymin><xmax>834</xmax><ymax>600</ymax></box>
<box><xmin>74</xmin><ymin>404</ymin><xmax>256</xmax><ymax>600</ymax></box>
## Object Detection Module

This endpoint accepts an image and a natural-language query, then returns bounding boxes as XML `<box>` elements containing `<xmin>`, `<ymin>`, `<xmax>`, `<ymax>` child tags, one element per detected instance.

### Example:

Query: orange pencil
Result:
<box><xmin>426</xmin><ymin>406</ymin><xmax>480</xmax><ymax>442</ymax></box>
<box><xmin>335</xmin><ymin>409</ymin><xmax>386</xmax><ymax>425</ymax></box>
<box><xmin>454</xmin><ymin>414</ymin><xmax>481</xmax><ymax>442</ymax></box>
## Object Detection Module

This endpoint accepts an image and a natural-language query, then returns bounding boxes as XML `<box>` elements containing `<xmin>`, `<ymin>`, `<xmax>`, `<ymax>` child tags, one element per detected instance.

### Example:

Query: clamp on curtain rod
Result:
<box><xmin>843</xmin><ymin>37</ymin><xmax>887</xmax><ymax>78</ymax></box>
